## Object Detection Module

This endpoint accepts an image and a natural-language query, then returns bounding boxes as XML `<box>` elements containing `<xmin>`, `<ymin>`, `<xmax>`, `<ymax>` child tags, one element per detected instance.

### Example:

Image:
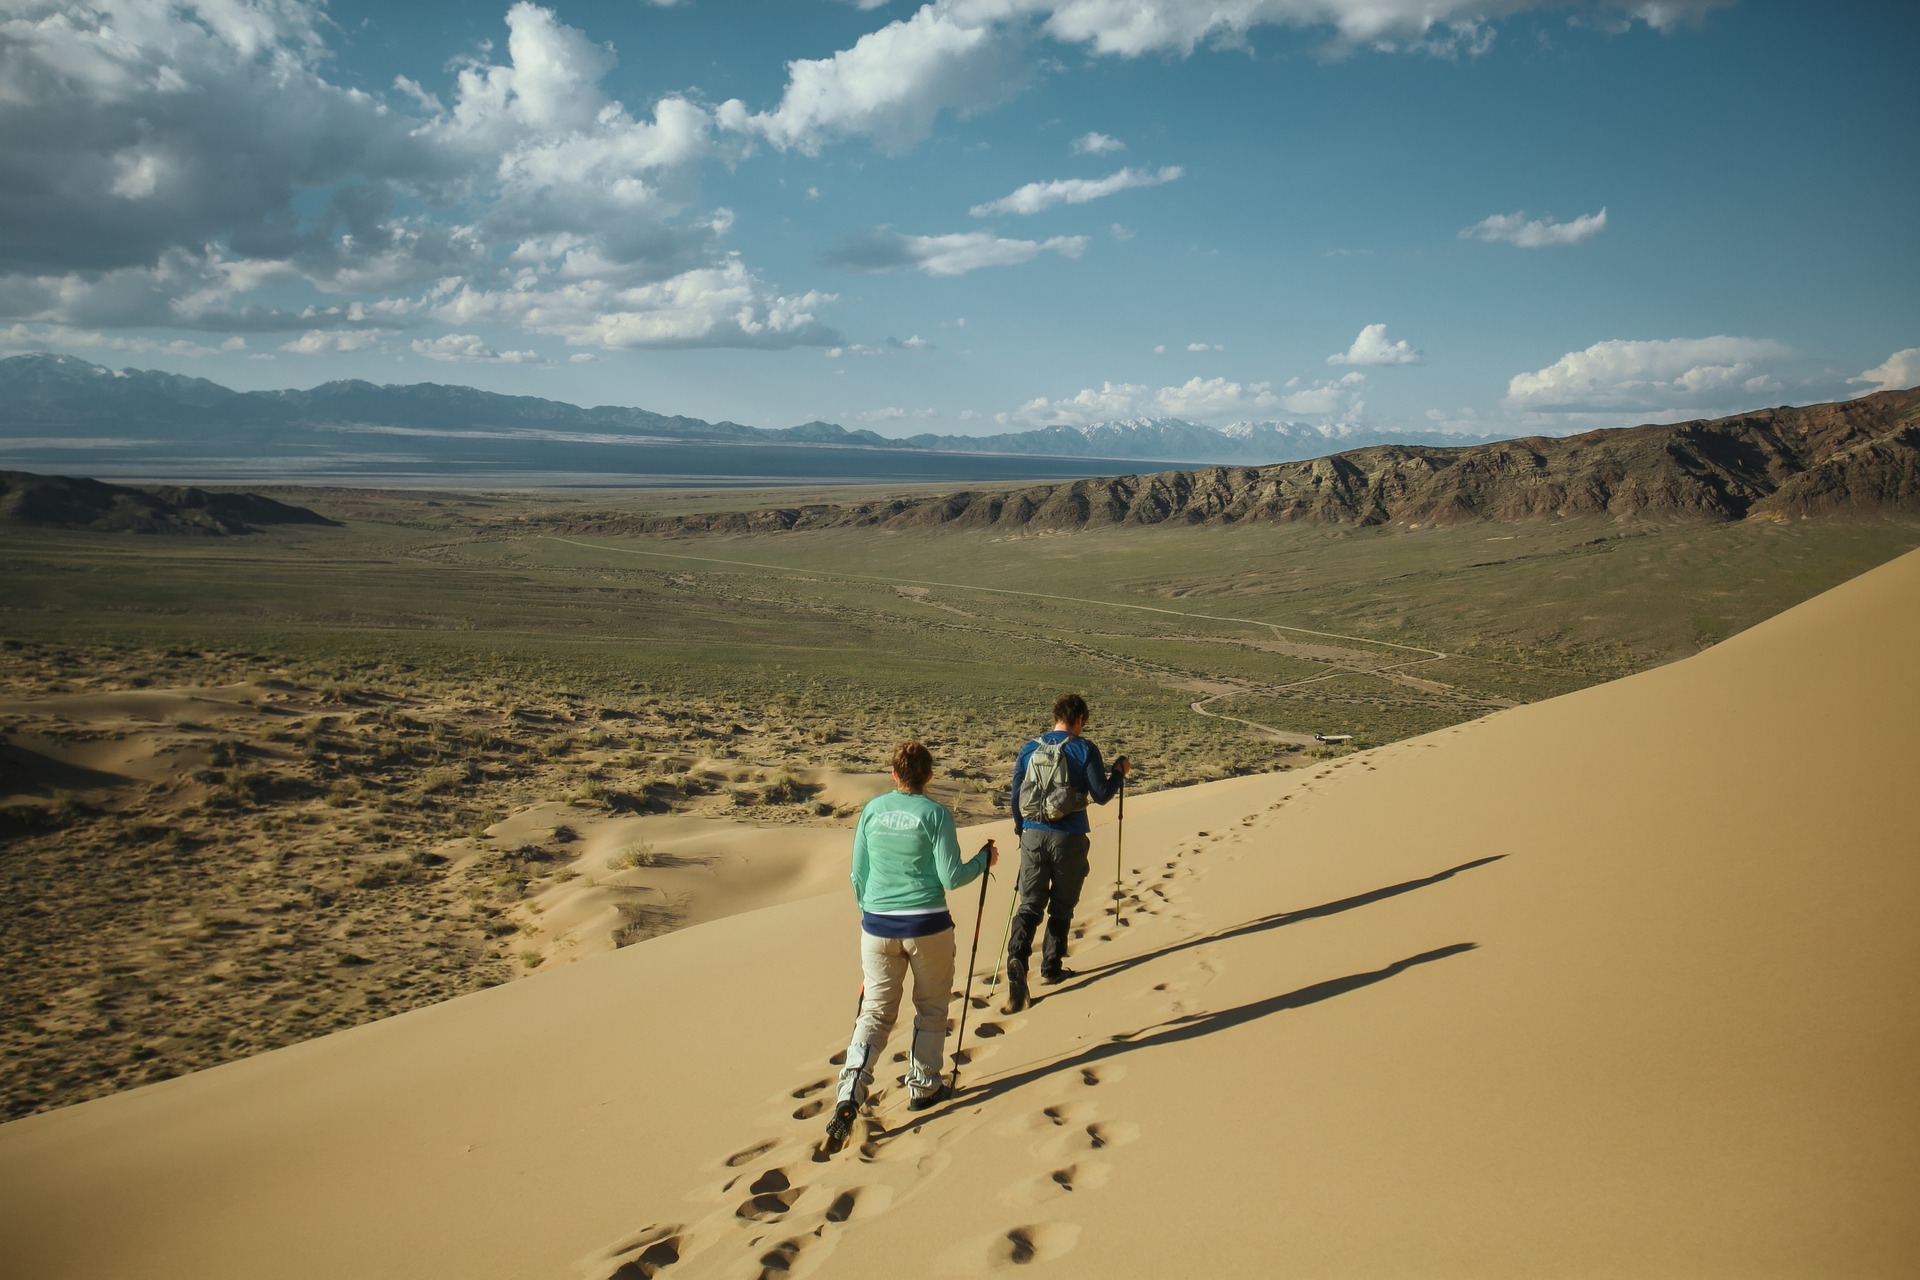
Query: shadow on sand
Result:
<box><xmin>1061</xmin><ymin>853</ymin><xmax>1505</xmax><ymax>996</ymax></box>
<box><xmin>929</xmin><ymin>942</ymin><xmax>1478</xmax><ymax>1124</ymax></box>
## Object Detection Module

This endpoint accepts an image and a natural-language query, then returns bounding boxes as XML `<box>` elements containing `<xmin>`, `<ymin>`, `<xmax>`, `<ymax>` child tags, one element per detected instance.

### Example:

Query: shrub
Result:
<box><xmin>613</xmin><ymin>841</ymin><xmax>657</xmax><ymax>869</ymax></box>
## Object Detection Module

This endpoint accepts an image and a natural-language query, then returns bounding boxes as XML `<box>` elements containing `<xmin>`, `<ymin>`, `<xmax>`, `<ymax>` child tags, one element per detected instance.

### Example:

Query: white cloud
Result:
<box><xmin>1460</xmin><ymin>207</ymin><xmax>1608</xmax><ymax>248</ymax></box>
<box><xmin>281</xmin><ymin>329</ymin><xmax>389</xmax><ymax>355</ymax></box>
<box><xmin>1278</xmin><ymin>371</ymin><xmax>1369</xmax><ymax>416</ymax></box>
<box><xmin>0</xmin><ymin>2</ymin><xmax>830</xmax><ymax>356</ymax></box>
<box><xmin>899</xmin><ymin>334</ymin><xmax>934</xmax><ymax>349</ymax></box>
<box><xmin>969</xmin><ymin>165</ymin><xmax>1182</xmax><ymax>217</ymax></box>
<box><xmin>824</xmin><ymin>230</ymin><xmax>1087</xmax><ymax>276</ymax></box>
<box><xmin>1073</xmin><ymin>131</ymin><xmax>1125</xmax><ymax>154</ymax></box>
<box><xmin>997</xmin><ymin>372</ymin><xmax>1363</xmax><ymax>427</ymax></box>
<box><xmin>827</xmin><ymin>344</ymin><xmax>886</xmax><ymax>357</ymax></box>
<box><xmin>854</xmin><ymin>405</ymin><xmax>939</xmax><ymax>423</ymax></box>
<box><xmin>431</xmin><ymin>257</ymin><xmax>838</xmax><ymax>350</ymax></box>
<box><xmin>410</xmin><ymin>333</ymin><xmax>540</xmax><ymax>363</ymax></box>
<box><xmin>0</xmin><ymin>322</ymin><xmax>233</xmax><ymax>358</ymax></box>
<box><xmin>1186</xmin><ymin>341</ymin><xmax>1222</xmax><ymax>352</ymax></box>
<box><xmin>1505</xmin><ymin>336</ymin><xmax>1797</xmax><ymax>412</ymax></box>
<box><xmin>1328</xmin><ymin>323</ymin><xmax>1422</xmax><ymax>366</ymax></box>
<box><xmin>1153</xmin><ymin>344</ymin><xmax>1167</xmax><ymax>354</ymax></box>
<box><xmin>724</xmin><ymin>6</ymin><xmax>1026</xmax><ymax>155</ymax></box>
<box><xmin>1851</xmin><ymin>347</ymin><xmax>1920</xmax><ymax>394</ymax></box>
<box><xmin>948</xmin><ymin>0</ymin><xmax>1723</xmax><ymax>58</ymax></box>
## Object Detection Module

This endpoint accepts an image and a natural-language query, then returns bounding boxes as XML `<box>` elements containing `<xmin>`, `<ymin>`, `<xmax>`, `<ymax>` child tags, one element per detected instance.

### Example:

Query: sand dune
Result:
<box><xmin>2</xmin><ymin>551</ymin><xmax>1916</xmax><ymax>1278</ymax></box>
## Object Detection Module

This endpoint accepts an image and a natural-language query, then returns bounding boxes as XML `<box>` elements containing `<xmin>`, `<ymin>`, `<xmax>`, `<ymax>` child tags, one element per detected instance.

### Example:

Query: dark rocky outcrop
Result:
<box><xmin>0</xmin><ymin>472</ymin><xmax>336</xmax><ymax>535</ymax></box>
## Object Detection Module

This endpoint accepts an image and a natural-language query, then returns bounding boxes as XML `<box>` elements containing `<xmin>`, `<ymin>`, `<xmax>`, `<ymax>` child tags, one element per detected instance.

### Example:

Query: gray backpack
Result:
<box><xmin>1018</xmin><ymin>737</ymin><xmax>1087</xmax><ymax>822</ymax></box>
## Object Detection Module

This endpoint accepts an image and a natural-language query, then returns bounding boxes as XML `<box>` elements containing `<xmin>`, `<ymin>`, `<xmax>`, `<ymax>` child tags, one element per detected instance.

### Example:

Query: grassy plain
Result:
<box><xmin>3</xmin><ymin>480</ymin><xmax>1916</xmax><ymax>1119</ymax></box>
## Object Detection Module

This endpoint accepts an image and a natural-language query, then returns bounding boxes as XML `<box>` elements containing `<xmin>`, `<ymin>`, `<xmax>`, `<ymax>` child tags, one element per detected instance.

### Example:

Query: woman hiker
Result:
<box><xmin>826</xmin><ymin>741</ymin><xmax>997</xmax><ymax>1143</ymax></box>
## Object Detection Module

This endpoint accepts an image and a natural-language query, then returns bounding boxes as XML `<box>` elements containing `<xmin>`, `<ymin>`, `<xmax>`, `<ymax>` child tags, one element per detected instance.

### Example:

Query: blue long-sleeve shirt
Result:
<box><xmin>1010</xmin><ymin>730</ymin><xmax>1125</xmax><ymax>836</ymax></box>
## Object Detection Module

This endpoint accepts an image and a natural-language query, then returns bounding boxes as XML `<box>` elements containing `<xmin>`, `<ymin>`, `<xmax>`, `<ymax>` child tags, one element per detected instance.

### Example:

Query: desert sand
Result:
<box><xmin>1</xmin><ymin>550</ymin><xmax>1915</xmax><ymax>1278</ymax></box>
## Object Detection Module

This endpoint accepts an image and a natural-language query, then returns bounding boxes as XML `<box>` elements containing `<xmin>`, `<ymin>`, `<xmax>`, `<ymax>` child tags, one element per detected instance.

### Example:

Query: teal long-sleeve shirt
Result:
<box><xmin>850</xmin><ymin>789</ymin><xmax>987</xmax><ymax>913</ymax></box>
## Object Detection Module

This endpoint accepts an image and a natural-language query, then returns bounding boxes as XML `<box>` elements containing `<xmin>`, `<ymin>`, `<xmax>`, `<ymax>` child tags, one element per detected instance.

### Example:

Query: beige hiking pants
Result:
<box><xmin>836</xmin><ymin>927</ymin><xmax>955</xmax><ymax>1106</ymax></box>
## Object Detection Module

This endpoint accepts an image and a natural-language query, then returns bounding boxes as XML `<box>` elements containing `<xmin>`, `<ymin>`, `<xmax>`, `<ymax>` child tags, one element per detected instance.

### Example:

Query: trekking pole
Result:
<box><xmin>949</xmin><ymin>848</ymin><xmax>995</xmax><ymax>1094</ymax></box>
<box><xmin>986</xmin><ymin>869</ymin><xmax>1018</xmax><ymax>996</ymax></box>
<box><xmin>1113</xmin><ymin>774</ymin><xmax>1126</xmax><ymax>930</ymax></box>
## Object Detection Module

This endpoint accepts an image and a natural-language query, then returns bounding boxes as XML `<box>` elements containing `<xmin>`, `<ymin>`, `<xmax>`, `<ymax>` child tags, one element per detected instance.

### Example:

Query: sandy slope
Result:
<box><xmin>2</xmin><ymin>551</ymin><xmax>1916</xmax><ymax>1279</ymax></box>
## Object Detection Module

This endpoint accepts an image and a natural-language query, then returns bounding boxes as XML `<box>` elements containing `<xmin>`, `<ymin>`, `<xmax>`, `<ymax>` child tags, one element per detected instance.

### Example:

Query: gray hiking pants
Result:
<box><xmin>836</xmin><ymin>927</ymin><xmax>955</xmax><ymax>1108</ymax></box>
<box><xmin>1006</xmin><ymin>828</ymin><xmax>1091</xmax><ymax>980</ymax></box>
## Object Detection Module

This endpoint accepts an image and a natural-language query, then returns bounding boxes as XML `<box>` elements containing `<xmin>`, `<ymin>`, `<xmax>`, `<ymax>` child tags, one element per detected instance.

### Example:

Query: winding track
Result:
<box><xmin>540</xmin><ymin>535</ymin><xmax>1452</xmax><ymax>740</ymax></box>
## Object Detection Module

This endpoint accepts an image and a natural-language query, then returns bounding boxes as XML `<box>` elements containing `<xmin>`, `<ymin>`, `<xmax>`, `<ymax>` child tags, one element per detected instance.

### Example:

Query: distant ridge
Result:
<box><xmin>614</xmin><ymin>389</ymin><xmax>1920</xmax><ymax>534</ymax></box>
<box><xmin>0</xmin><ymin>354</ymin><xmax>1498</xmax><ymax>469</ymax></box>
<box><xmin>0</xmin><ymin>471</ymin><xmax>334</xmax><ymax>535</ymax></box>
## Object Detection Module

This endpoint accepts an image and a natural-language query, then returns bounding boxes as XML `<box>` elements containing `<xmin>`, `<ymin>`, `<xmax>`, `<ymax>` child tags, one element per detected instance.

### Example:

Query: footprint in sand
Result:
<box><xmin>937</xmin><ymin>1221</ymin><xmax>1083</xmax><ymax>1273</ymax></box>
<box><xmin>598</xmin><ymin>1224</ymin><xmax>685</xmax><ymax>1279</ymax></box>
<box><xmin>1002</xmin><ymin>1159</ymin><xmax>1113</xmax><ymax>1207</ymax></box>
<box><xmin>735</xmin><ymin>1167</ymin><xmax>802</xmax><ymax>1222</ymax></box>
<box><xmin>754</xmin><ymin>1235</ymin><xmax>808</xmax><ymax>1277</ymax></box>
<box><xmin>726</xmin><ymin>1139</ymin><xmax>778</xmax><ymax>1168</ymax></box>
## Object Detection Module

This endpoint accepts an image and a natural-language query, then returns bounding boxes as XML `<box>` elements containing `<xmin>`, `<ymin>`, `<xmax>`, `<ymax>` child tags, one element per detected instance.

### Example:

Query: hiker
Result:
<box><xmin>1003</xmin><ymin>693</ymin><xmax>1130</xmax><ymax>1014</ymax></box>
<box><xmin>827</xmin><ymin>741</ymin><xmax>997</xmax><ymax>1142</ymax></box>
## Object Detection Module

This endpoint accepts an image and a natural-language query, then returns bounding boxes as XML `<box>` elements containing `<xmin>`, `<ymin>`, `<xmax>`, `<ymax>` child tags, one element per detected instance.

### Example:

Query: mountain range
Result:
<box><xmin>0</xmin><ymin>354</ymin><xmax>1501</xmax><ymax>472</ymax></box>
<box><xmin>609</xmin><ymin>389</ymin><xmax>1920</xmax><ymax>534</ymax></box>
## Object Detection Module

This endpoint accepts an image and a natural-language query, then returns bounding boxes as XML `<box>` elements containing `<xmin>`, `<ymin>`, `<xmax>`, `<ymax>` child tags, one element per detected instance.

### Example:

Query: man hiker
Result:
<box><xmin>827</xmin><ymin>741</ymin><xmax>997</xmax><ymax>1144</ymax></box>
<box><xmin>1003</xmin><ymin>693</ymin><xmax>1130</xmax><ymax>1014</ymax></box>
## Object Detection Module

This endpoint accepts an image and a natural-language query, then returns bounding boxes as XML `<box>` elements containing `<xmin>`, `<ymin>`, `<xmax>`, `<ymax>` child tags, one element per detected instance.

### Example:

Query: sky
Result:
<box><xmin>1</xmin><ymin>0</ymin><xmax>1915</xmax><ymax>438</ymax></box>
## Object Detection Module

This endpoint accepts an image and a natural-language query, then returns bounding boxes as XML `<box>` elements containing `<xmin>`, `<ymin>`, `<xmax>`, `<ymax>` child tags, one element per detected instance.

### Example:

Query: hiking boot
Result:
<box><xmin>1039</xmin><ymin>965</ymin><xmax>1077</xmax><ymax>986</ymax></box>
<box><xmin>824</xmin><ymin>1099</ymin><xmax>859</xmax><ymax>1144</ymax></box>
<box><xmin>1002</xmin><ymin>974</ymin><xmax>1029</xmax><ymax>1014</ymax></box>
<box><xmin>907</xmin><ymin>1083</ymin><xmax>952</xmax><ymax>1112</ymax></box>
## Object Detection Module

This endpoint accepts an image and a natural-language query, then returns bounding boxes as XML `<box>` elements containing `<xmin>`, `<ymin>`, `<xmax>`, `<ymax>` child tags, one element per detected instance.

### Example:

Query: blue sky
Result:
<box><xmin>2</xmin><ymin>0</ymin><xmax>1914</xmax><ymax>437</ymax></box>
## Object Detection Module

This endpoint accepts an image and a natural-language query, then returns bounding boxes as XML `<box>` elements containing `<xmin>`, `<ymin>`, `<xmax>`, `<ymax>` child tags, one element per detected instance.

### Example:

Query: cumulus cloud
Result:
<box><xmin>998</xmin><ymin>372</ymin><xmax>1363</xmax><ymax>427</ymax></box>
<box><xmin>431</xmin><ymin>257</ymin><xmax>839</xmax><ymax>349</ymax></box>
<box><xmin>722</xmin><ymin>6</ymin><xmax>1027</xmax><ymax>155</ymax></box>
<box><xmin>1186</xmin><ymin>341</ymin><xmax>1222</xmax><ymax>353</ymax></box>
<box><xmin>1851</xmin><ymin>347</ymin><xmax>1920</xmax><ymax>394</ymax></box>
<box><xmin>1505</xmin><ymin>336</ymin><xmax>1797</xmax><ymax>412</ymax></box>
<box><xmin>1073</xmin><ymin>131</ymin><xmax>1125</xmax><ymax>154</ymax></box>
<box><xmin>0</xmin><ymin>1</ymin><xmax>833</xmax><ymax>355</ymax></box>
<box><xmin>1328</xmin><ymin>323</ymin><xmax>1422</xmax><ymax>366</ymax></box>
<box><xmin>969</xmin><ymin>165</ymin><xmax>1182</xmax><ymax>217</ymax></box>
<box><xmin>946</xmin><ymin>0</ymin><xmax>1724</xmax><ymax>58</ymax></box>
<box><xmin>282</xmin><ymin>329</ymin><xmax>390</xmax><ymax>355</ymax></box>
<box><xmin>410</xmin><ymin>333</ymin><xmax>540</xmax><ymax>363</ymax></box>
<box><xmin>1460</xmin><ymin>207</ymin><xmax>1608</xmax><ymax>248</ymax></box>
<box><xmin>822</xmin><ymin>229</ymin><xmax>1088</xmax><ymax>276</ymax></box>
<box><xmin>0</xmin><ymin>322</ymin><xmax>237</xmax><ymax>358</ymax></box>
<box><xmin>1278</xmin><ymin>371</ymin><xmax>1369</xmax><ymax>416</ymax></box>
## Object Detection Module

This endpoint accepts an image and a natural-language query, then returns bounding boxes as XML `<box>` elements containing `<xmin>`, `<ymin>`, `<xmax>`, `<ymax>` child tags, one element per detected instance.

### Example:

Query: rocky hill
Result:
<box><xmin>606</xmin><ymin>390</ymin><xmax>1920</xmax><ymax>535</ymax></box>
<box><xmin>0</xmin><ymin>472</ymin><xmax>335</xmax><ymax>535</ymax></box>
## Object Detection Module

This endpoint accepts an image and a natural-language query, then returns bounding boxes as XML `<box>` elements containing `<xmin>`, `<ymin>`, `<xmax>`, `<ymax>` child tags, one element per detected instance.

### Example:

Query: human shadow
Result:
<box><xmin>928</xmin><ymin>943</ymin><xmax>1477</xmax><ymax>1126</ymax></box>
<box><xmin>1059</xmin><ymin>854</ymin><xmax>1505</xmax><ymax>997</ymax></box>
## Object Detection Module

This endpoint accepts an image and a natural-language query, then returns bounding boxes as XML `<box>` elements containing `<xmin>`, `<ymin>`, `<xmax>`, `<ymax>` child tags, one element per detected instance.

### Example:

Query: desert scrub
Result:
<box><xmin>612</xmin><ymin>841</ymin><xmax>657</xmax><ymax>869</ymax></box>
<box><xmin>763</xmin><ymin>773</ymin><xmax>813</xmax><ymax>805</ymax></box>
<box><xmin>415</xmin><ymin>763</ymin><xmax>472</xmax><ymax>795</ymax></box>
